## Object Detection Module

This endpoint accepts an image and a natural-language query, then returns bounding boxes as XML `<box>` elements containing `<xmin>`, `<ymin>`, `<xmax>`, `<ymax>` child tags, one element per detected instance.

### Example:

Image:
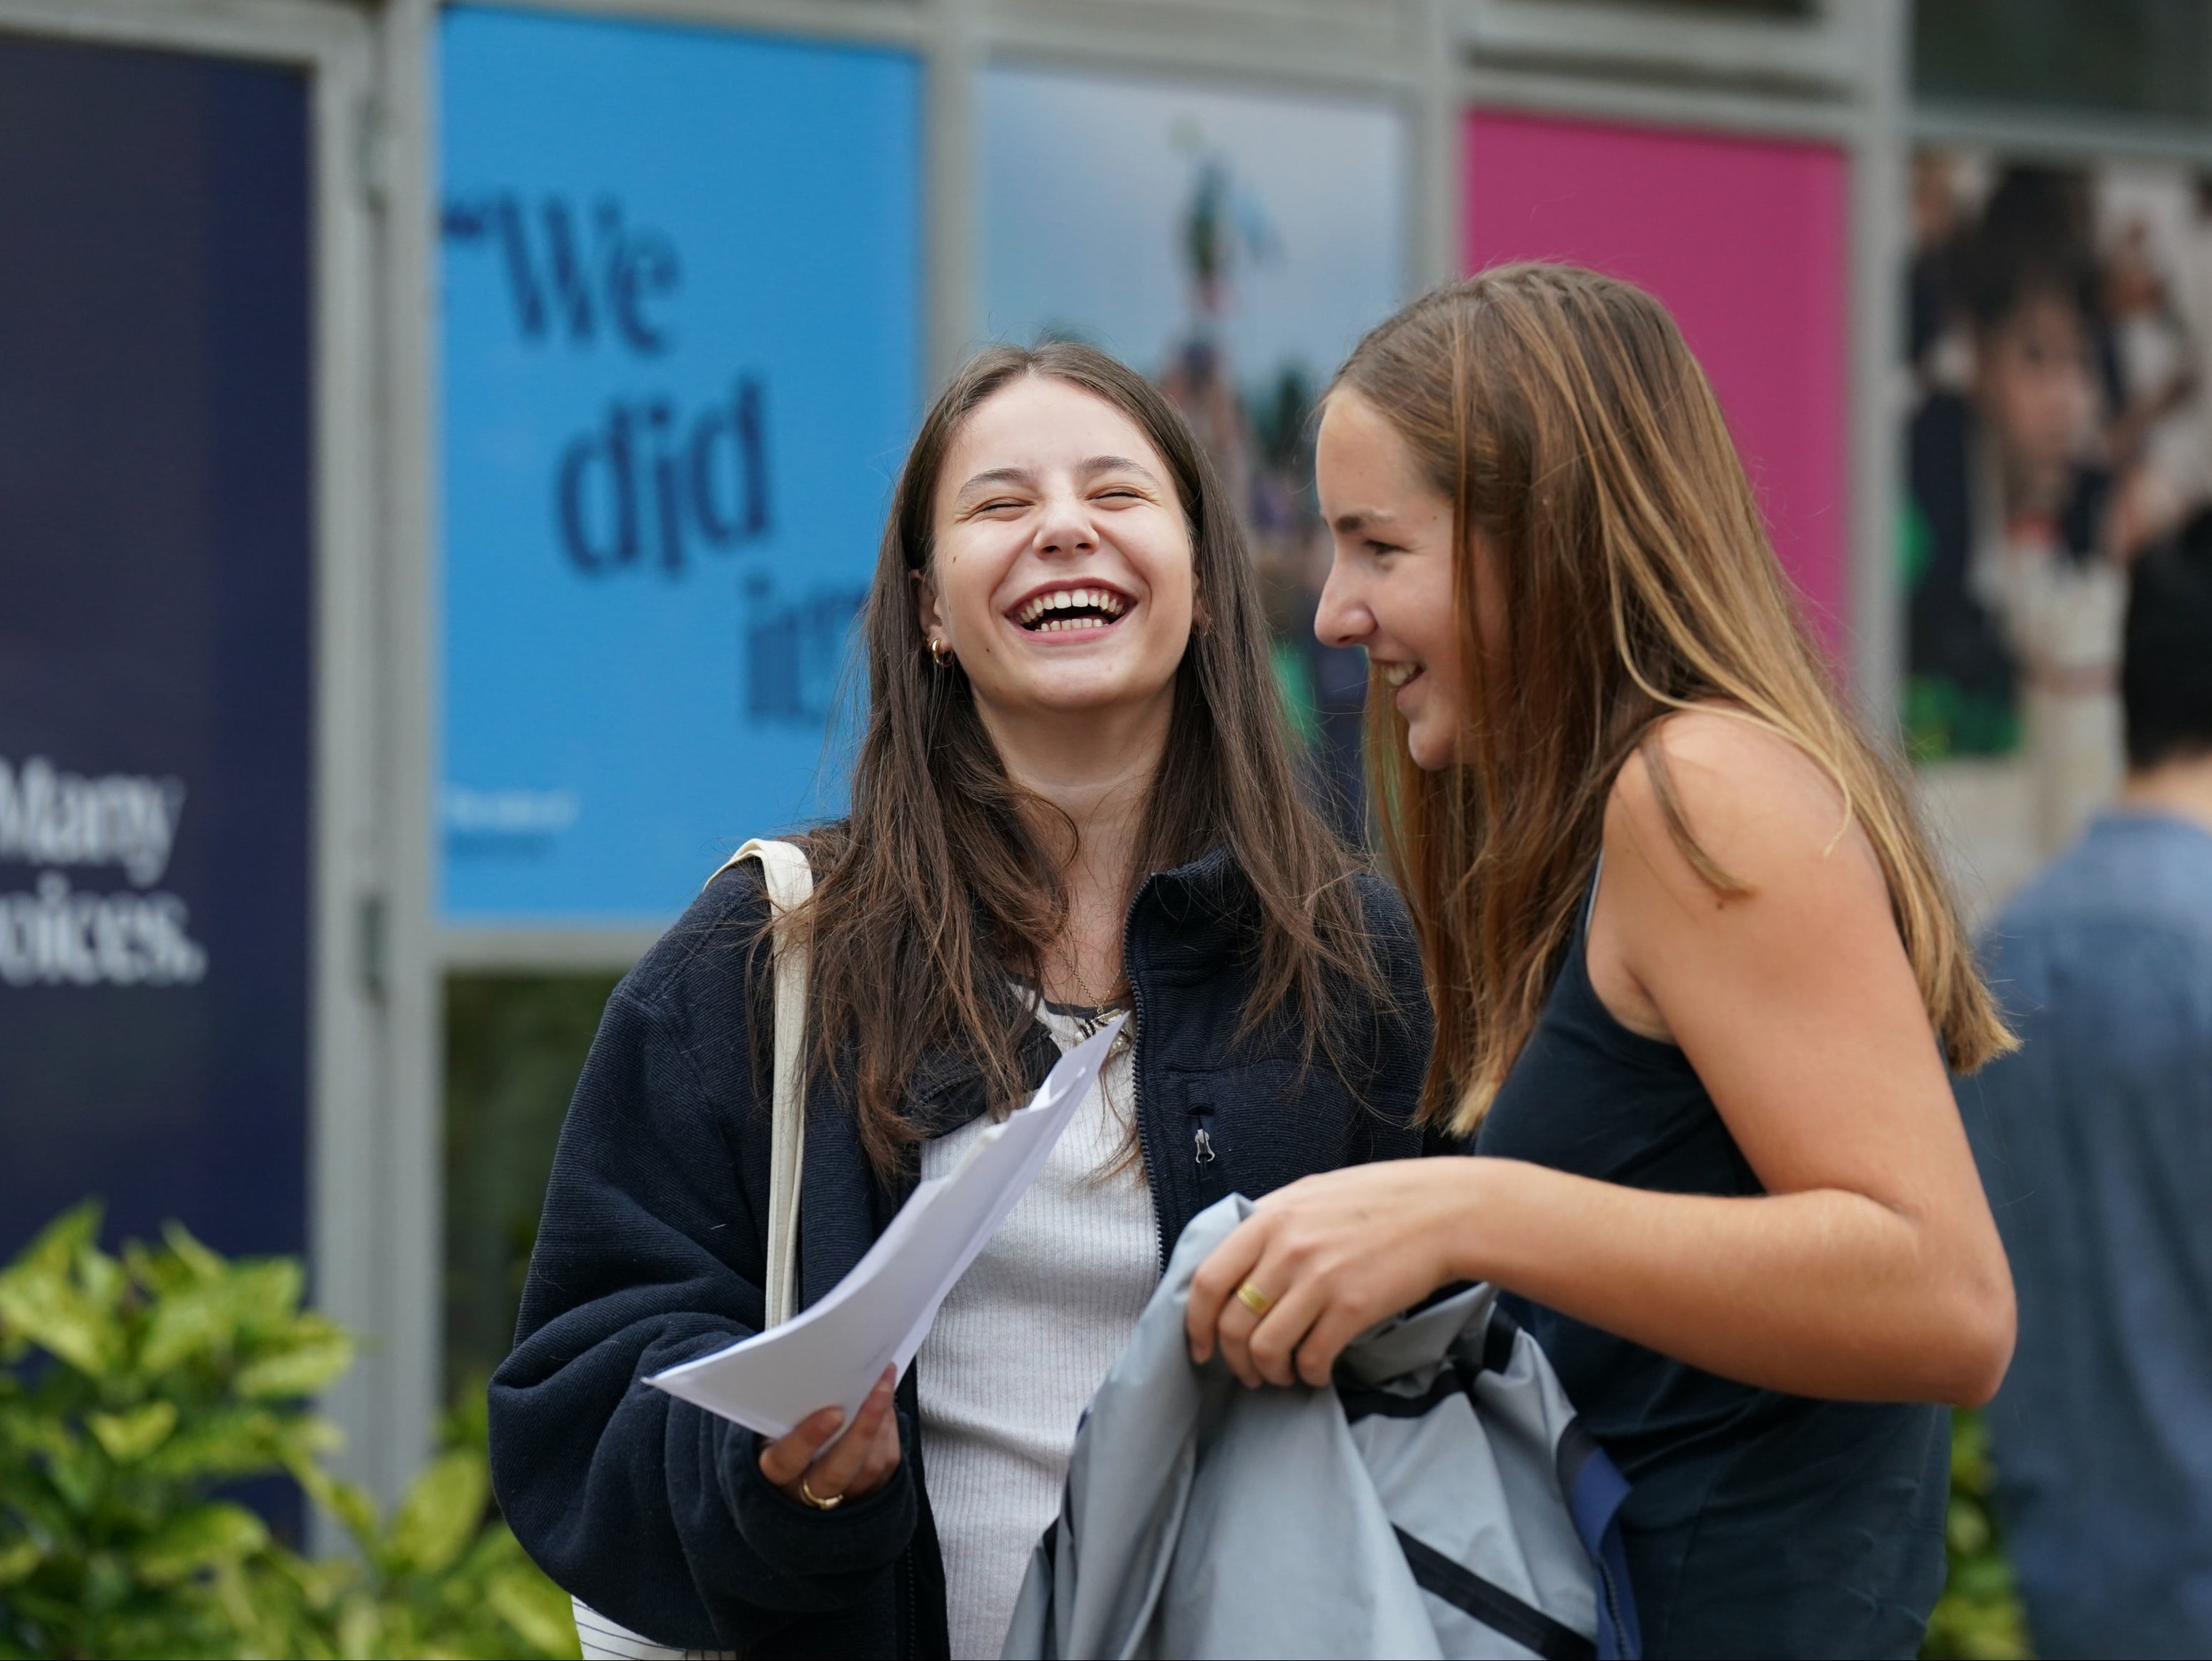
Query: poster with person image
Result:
<box><xmin>1906</xmin><ymin>150</ymin><xmax>2212</xmax><ymax>900</ymax></box>
<box><xmin>979</xmin><ymin>66</ymin><xmax>1407</xmax><ymax>838</ymax></box>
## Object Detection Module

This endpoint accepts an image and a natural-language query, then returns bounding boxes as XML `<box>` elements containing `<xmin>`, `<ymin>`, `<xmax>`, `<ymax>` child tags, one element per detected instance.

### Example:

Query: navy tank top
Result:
<box><xmin>1475</xmin><ymin>869</ymin><xmax>1950</xmax><ymax>1659</ymax></box>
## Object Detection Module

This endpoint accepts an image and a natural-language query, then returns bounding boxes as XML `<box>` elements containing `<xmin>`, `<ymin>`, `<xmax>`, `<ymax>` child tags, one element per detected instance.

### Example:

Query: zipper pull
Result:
<box><xmin>1194</xmin><ymin>1126</ymin><xmax>1216</xmax><ymax>1166</ymax></box>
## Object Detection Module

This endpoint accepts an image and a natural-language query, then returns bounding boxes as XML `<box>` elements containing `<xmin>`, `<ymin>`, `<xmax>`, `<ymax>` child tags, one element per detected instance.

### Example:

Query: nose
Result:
<box><xmin>1032</xmin><ymin>486</ymin><xmax>1099</xmax><ymax>560</ymax></box>
<box><xmin>1314</xmin><ymin>552</ymin><xmax>1374</xmax><ymax>650</ymax></box>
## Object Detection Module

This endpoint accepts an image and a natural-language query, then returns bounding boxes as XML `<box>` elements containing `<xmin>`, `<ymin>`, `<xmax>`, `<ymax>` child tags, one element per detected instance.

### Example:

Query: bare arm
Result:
<box><xmin>1188</xmin><ymin>713</ymin><xmax>2015</xmax><ymax>1407</ymax></box>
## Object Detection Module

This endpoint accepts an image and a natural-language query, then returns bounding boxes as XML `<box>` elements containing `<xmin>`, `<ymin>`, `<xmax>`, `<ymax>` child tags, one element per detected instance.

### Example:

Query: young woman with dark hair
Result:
<box><xmin>1184</xmin><ymin>266</ymin><xmax>2019</xmax><ymax>1658</ymax></box>
<box><xmin>489</xmin><ymin>342</ymin><xmax>1432</xmax><ymax>1659</ymax></box>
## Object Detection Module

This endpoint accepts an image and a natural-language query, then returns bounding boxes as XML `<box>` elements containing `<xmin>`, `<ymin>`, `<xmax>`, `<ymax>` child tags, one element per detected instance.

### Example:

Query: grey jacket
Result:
<box><xmin>1005</xmin><ymin>1196</ymin><xmax>1640</xmax><ymax>1661</ymax></box>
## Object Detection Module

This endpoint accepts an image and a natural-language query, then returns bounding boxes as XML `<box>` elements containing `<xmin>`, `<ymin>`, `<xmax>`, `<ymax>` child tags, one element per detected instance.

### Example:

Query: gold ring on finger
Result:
<box><xmin>1235</xmin><ymin>1280</ymin><xmax>1275</xmax><ymax>1318</ymax></box>
<box><xmin>798</xmin><ymin>1477</ymin><xmax>844</xmax><ymax>1511</ymax></box>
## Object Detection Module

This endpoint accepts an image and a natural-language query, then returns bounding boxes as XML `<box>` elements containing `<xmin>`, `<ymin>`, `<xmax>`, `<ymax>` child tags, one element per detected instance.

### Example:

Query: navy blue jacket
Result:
<box><xmin>489</xmin><ymin>847</ymin><xmax>1435</xmax><ymax>1658</ymax></box>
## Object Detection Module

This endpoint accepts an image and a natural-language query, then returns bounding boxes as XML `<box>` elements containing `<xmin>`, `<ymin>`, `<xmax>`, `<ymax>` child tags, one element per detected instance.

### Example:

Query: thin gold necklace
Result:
<box><xmin>1059</xmin><ymin>940</ymin><xmax>1127</xmax><ymax>1042</ymax></box>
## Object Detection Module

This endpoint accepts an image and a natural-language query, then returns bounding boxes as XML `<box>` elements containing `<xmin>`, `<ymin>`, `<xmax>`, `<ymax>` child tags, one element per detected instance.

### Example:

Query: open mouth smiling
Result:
<box><xmin>1009</xmin><ymin>584</ymin><xmax>1132</xmax><ymax>635</ymax></box>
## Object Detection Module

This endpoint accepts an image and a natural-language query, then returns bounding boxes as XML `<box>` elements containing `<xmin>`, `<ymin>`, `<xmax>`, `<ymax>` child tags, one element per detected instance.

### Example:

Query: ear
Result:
<box><xmin>911</xmin><ymin>567</ymin><xmax>947</xmax><ymax>645</ymax></box>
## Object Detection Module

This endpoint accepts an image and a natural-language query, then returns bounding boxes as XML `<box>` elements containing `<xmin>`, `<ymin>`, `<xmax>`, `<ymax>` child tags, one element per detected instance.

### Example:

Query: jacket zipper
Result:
<box><xmin>1129</xmin><ymin>965</ymin><xmax>1168</xmax><ymax>1273</ymax></box>
<box><xmin>1190</xmin><ymin>1101</ymin><xmax>1219</xmax><ymax>1202</ymax></box>
<box><xmin>1121</xmin><ymin>878</ymin><xmax>1170</xmax><ymax>1273</ymax></box>
<box><xmin>903</xmin><ymin>1545</ymin><xmax>919</xmax><ymax>1660</ymax></box>
<box><xmin>1596</xmin><ymin>1550</ymin><xmax>1626</xmax><ymax>1655</ymax></box>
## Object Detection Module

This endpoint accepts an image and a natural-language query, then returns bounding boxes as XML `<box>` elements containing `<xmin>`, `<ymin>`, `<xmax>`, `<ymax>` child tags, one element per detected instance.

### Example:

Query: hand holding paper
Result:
<box><xmin>648</xmin><ymin>1013</ymin><xmax>1126</xmax><ymax>1439</ymax></box>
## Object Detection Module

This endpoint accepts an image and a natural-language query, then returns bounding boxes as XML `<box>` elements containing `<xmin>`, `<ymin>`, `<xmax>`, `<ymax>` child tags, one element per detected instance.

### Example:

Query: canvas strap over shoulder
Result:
<box><xmin>571</xmin><ymin>838</ymin><xmax>813</xmax><ymax>1661</ymax></box>
<box><xmin>723</xmin><ymin>838</ymin><xmax>815</xmax><ymax>1329</ymax></box>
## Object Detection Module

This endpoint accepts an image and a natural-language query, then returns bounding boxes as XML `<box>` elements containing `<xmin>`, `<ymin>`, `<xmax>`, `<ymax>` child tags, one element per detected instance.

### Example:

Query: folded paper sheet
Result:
<box><xmin>648</xmin><ymin>1013</ymin><xmax>1126</xmax><ymax>1439</ymax></box>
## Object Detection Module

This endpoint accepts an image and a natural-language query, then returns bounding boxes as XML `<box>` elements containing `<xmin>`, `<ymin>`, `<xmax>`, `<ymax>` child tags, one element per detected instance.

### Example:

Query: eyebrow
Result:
<box><xmin>953</xmin><ymin>466</ymin><xmax>1034</xmax><ymax>500</ymax></box>
<box><xmin>1331</xmin><ymin>508</ymin><xmax>1393</xmax><ymax>535</ymax></box>
<box><xmin>1078</xmin><ymin>455</ymin><xmax>1160</xmax><ymax>484</ymax></box>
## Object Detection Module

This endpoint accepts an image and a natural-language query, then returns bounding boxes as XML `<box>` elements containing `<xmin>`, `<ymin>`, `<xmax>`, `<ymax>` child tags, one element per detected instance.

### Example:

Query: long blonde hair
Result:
<box><xmin>1334</xmin><ymin>264</ymin><xmax>2015</xmax><ymax>1134</ymax></box>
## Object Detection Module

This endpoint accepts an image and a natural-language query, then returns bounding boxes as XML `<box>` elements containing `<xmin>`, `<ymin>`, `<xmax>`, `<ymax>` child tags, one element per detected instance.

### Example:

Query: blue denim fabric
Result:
<box><xmin>1960</xmin><ymin>810</ymin><xmax>2212</xmax><ymax>1660</ymax></box>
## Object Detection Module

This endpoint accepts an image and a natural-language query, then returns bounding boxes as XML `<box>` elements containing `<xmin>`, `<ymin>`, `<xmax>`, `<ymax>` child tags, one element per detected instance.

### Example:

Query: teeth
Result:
<box><xmin>1381</xmin><ymin>662</ymin><xmax>1419</xmax><ymax>689</ymax></box>
<box><xmin>1016</xmin><ymin>587</ymin><xmax>1128</xmax><ymax>627</ymax></box>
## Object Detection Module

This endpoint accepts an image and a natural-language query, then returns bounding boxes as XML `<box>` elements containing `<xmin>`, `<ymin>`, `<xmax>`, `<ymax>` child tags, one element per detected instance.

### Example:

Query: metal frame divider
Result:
<box><xmin>364</xmin><ymin>0</ymin><xmax>443</xmax><ymax>1522</ymax></box>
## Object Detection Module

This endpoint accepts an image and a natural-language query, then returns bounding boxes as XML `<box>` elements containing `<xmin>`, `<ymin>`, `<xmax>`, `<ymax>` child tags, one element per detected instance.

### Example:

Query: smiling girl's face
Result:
<box><xmin>1314</xmin><ymin>387</ymin><xmax>1492</xmax><ymax>772</ymax></box>
<box><xmin>921</xmin><ymin>375</ymin><xmax>1196</xmax><ymax>726</ymax></box>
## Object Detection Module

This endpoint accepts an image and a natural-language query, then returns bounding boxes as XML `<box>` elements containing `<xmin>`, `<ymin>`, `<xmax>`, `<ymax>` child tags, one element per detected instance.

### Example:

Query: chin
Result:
<box><xmin>1404</xmin><ymin>723</ymin><xmax>1457</xmax><ymax>773</ymax></box>
<box><xmin>1021</xmin><ymin>676</ymin><xmax>1143</xmax><ymax>713</ymax></box>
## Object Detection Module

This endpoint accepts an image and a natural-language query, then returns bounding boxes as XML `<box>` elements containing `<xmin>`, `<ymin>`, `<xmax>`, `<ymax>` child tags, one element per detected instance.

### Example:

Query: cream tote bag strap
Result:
<box><xmin>725</xmin><ymin>836</ymin><xmax>815</xmax><ymax>1329</ymax></box>
<box><xmin>572</xmin><ymin>838</ymin><xmax>813</xmax><ymax>1661</ymax></box>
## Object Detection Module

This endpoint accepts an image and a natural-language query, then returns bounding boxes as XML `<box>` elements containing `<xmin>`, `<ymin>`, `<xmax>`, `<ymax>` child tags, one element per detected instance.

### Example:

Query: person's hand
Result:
<box><xmin>1186</xmin><ymin>1160</ymin><xmax>1478</xmax><ymax>1387</ymax></box>
<box><xmin>757</xmin><ymin>1367</ymin><xmax>901</xmax><ymax>1509</ymax></box>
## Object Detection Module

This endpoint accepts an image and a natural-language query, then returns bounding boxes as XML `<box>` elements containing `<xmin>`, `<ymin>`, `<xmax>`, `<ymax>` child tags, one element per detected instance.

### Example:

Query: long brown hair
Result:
<box><xmin>783</xmin><ymin>341</ymin><xmax>1384</xmax><ymax>1179</ymax></box>
<box><xmin>1333</xmin><ymin>264</ymin><xmax>2015</xmax><ymax>1135</ymax></box>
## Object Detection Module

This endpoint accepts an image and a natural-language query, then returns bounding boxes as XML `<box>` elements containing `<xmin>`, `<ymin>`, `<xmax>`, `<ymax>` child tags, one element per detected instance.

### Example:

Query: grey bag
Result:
<box><xmin>1003</xmin><ymin>1196</ymin><xmax>1640</xmax><ymax>1661</ymax></box>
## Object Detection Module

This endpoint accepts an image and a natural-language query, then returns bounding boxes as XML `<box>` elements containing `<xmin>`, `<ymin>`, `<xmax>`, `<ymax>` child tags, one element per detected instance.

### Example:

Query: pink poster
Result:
<box><xmin>1465</xmin><ymin>111</ymin><xmax>1851</xmax><ymax>660</ymax></box>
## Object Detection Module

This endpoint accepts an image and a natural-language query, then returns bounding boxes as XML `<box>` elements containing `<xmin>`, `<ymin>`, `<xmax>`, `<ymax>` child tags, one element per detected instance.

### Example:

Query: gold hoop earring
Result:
<box><xmin>928</xmin><ymin>637</ymin><xmax>953</xmax><ymax>668</ymax></box>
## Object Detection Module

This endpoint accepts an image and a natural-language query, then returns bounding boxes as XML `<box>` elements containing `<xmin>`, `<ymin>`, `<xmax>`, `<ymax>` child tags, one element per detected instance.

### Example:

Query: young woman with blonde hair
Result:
<box><xmin>1185</xmin><ymin>264</ymin><xmax>2018</xmax><ymax>1657</ymax></box>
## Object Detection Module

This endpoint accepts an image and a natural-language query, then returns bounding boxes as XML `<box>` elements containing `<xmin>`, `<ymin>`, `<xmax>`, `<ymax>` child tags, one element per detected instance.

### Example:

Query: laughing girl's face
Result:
<box><xmin>921</xmin><ymin>375</ymin><xmax>1196</xmax><ymax>729</ymax></box>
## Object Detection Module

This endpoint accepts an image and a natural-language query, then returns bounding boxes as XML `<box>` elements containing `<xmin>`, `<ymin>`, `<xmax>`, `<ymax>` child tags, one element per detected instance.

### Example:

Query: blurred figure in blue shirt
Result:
<box><xmin>1963</xmin><ymin>508</ymin><xmax>2212</xmax><ymax>1658</ymax></box>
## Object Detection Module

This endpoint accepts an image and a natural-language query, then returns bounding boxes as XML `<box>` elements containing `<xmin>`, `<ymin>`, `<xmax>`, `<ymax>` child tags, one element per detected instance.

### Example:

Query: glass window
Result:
<box><xmin>1915</xmin><ymin>0</ymin><xmax>2212</xmax><ymax>122</ymax></box>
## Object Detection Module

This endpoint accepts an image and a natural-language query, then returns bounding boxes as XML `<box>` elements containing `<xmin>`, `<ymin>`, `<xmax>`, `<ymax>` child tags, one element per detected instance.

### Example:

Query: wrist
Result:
<box><xmin>1428</xmin><ymin>1156</ymin><xmax>1498</xmax><ymax>1287</ymax></box>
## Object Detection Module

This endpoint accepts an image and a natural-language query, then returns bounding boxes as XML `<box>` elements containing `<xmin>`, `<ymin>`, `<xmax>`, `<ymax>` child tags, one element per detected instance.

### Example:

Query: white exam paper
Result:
<box><xmin>647</xmin><ymin>1011</ymin><xmax>1126</xmax><ymax>1440</ymax></box>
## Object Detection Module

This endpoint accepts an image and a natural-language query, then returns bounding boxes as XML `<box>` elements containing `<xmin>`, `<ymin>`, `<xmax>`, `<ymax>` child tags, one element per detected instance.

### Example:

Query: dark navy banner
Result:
<box><xmin>0</xmin><ymin>34</ymin><xmax>312</xmax><ymax>1262</ymax></box>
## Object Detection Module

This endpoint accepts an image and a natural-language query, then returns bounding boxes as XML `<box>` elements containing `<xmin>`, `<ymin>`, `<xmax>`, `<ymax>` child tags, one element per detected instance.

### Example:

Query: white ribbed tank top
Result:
<box><xmin>915</xmin><ymin>1006</ymin><xmax>1156</xmax><ymax>1660</ymax></box>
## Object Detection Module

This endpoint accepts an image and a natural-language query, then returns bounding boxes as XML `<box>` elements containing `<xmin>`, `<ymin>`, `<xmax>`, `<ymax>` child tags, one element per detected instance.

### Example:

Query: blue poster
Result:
<box><xmin>440</xmin><ymin>6</ymin><xmax>921</xmax><ymax>922</ymax></box>
<box><xmin>0</xmin><ymin>35</ymin><xmax>312</xmax><ymax>1261</ymax></box>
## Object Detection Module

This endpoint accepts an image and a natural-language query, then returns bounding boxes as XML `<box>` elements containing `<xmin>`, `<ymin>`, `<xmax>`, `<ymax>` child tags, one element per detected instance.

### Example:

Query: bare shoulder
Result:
<box><xmin>1605</xmin><ymin>708</ymin><xmax>1885</xmax><ymax>911</ymax></box>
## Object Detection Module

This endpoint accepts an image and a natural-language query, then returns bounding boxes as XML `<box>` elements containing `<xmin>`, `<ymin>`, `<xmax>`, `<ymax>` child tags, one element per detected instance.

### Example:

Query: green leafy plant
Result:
<box><xmin>1922</xmin><ymin>1409</ymin><xmax>2033</xmax><ymax>1660</ymax></box>
<box><xmin>0</xmin><ymin>1202</ymin><xmax>576</xmax><ymax>1660</ymax></box>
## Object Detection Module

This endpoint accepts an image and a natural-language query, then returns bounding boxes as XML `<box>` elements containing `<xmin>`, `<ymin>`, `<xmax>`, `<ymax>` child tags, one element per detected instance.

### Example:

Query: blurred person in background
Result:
<box><xmin>1185</xmin><ymin>265</ymin><xmax>2018</xmax><ymax>1658</ymax></box>
<box><xmin>488</xmin><ymin>342</ymin><xmax>1433</xmax><ymax>1659</ymax></box>
<box><xmin>1907</xmin><ymin>167</ymin><xmax>2122</xmax><ymax>832</ymax></box>
<box><xmin>1963</xmin><ymin>510</ymin><xmax>2212</xmax><ymax>1660</ymax></box>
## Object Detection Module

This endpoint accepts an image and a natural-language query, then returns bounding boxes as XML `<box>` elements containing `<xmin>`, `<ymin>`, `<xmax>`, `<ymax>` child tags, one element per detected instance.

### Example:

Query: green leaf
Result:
<box><xmin>88</xmin><ymin>1399</ymin><xmax>179</xmax><ymax>1464</ymax></box>
<box><xmin>385</xmin><ymin>1448</ymin><xmax>489</xmax><ymax>1578</ymax></box>
<box><xmin>236</xmin><ymin>1329</ymin><xmax>354</xmax><ymax>1400</ymax></box>
<box><xmin>74</xmin><ymin>1244</ymin><xmax>124</xmax><ymax>1320</ymax></box>
<box><xmin>132</xmin><ymin>1501</ymin><xmax>269</xmax><ymax>1584</ymax></box>
<box><xmin>11</xmin><ymin>1201</ymin><xmax>101</xmax><ymax>1280</ymax></box>
<box><xmin>34</xmin><ymin>1423</ymin><xmax>106</xmax><ymax>1516</ymax></box>
<box><xmin>226</xmin><ymin>1259</ymin><xmax>307</xmax><ymax>1334</ymax></box>
<box><xmin>296</xmin><ymin>1462</ymin><xmax>382</xmax><ymax>1555</ymax></box>
<box><xmin>142</xmin><ymin>1407</ymin><xmax>289</xmax><ymax>1483</ymax></box>
<box><xmin>0</xmin><ymin>1534</ymin><xmax>42</xmax><ymax>1585</ymax></box>
<box><xmin>486</xmin><ymin>1565</ymin><xmax>580</xmax><ymax>1657</ymax></box>
<box><xmin>136</xmin><ymin>1281</ymin><xmax>240</xmax><ymax>1375</ymax></box>
<box><xmin>159</xmin><ymin>1219</ymin><xmax>227</xmax><ymax>1284</ymax></box>
<box><xmin>0</xmin><ymin>1261</ymin><xmax>115</xmax><ymax>1377</ymax></box>
<box><xmin>337</xmin><ymin>1588</ymin><xmax>386</xmax><ymax>1660</ymax></box>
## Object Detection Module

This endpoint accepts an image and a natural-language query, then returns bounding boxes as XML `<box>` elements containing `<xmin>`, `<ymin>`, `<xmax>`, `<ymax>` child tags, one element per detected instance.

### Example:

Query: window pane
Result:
<box><xmin>1915</xmin><ymin>0</ymin><xmax>2212</xmax><ymax>122</ymax></box>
